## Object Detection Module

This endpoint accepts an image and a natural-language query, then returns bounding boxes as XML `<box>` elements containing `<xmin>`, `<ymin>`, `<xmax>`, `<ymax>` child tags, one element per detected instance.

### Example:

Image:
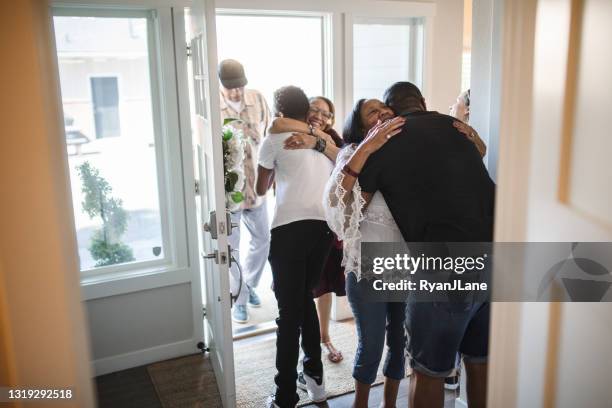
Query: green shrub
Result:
<box><xmin>77</xmin><ymin>162</ymin><xmax>134</xmax><ymax>267</ymax></box>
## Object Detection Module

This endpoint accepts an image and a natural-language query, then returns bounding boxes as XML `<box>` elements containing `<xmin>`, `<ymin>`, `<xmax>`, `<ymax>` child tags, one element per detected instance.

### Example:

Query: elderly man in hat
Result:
<box><xmin>218</xmin><ymin>59</ymin><xmax>272</xmax><ymax>324</ymax></box>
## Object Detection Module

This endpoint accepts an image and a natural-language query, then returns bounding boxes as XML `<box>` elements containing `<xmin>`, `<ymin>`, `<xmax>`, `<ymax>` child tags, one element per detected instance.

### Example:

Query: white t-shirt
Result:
<box><xmin>226</xmin><ymin>99</ymin><xmax>243</xmax><ymax>113</ymax></box>
<box><xmin>258</xmin><ymin>132</ymin><xmax>334</xmax><ymax>229</ymax></box>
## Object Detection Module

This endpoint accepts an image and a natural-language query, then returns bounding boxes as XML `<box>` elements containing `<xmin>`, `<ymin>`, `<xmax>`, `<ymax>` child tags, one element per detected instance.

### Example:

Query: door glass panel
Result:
<box><xmin>54</xmin><ymin>15</ymin><xmax>166</xmax><ymax>271</ymax></box>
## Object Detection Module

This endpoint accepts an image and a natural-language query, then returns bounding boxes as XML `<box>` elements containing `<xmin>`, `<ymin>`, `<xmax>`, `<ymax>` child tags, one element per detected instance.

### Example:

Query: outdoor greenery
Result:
<box><xmin>77</xmin><ymin>161</ymin><xmax>134</xmax><ymax>267</ymax></box>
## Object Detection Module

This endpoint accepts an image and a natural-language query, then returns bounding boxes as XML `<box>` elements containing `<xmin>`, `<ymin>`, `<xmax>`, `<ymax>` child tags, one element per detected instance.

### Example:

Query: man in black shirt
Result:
<box><xmin>359</xmin><ymin>82</ymin><xmax>495</xmax><ymax>408</ymax></box>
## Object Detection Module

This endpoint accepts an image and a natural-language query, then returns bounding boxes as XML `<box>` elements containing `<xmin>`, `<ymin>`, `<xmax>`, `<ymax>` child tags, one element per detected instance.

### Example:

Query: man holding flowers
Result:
<box><xmin>218</xmin><ymin>59</ymin><xmax>272</xmax><ymax>324</ymax></box>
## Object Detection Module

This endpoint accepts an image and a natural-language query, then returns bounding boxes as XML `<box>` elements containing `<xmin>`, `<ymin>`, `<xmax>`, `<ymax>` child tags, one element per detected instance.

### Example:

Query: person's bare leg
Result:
<box><xmin>382</xmin><ymin>377</ymin><xmax>400</xmax><ymax>408</ymax></box>
<box><xmin>464</xmin><ymin>362</ymin><xmax>488</xmax><ymax>408</ymax></box>
<box><xmin>353</xmin><ymin>379</ymin><xmax>371</xmax><ymax>408</ymax></box>
<box><xmin>316</xmin><ymin>293</ymin><xmax>343</xmax><ymax>362</ymax></box>
<box><xmin>409</xmin><ymin>371</ymin><xmax>444</xmax><ymax>408</ymax></box>
<box><xmin>315</xmin><ymin>293</ymin><xmax>332</xmax><ymax>342</ymax></box>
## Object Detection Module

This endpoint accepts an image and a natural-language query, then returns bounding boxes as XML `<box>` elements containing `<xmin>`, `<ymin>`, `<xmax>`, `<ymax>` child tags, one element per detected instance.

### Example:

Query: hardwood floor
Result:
<box><xmin>301</xmin><ymin>377</ymin><xmax>459</xmax><ymax>408</ymax></box>
<box><xmin>95</xmin><ymin>365</ymin><xmax>162</xmax><ymax>408</ymax></box>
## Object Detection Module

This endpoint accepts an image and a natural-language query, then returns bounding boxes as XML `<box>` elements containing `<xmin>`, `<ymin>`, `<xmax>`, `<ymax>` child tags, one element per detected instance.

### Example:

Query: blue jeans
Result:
<box><xmin>346</xmin><ymin>272</ymin><xmax>406</xmax><ymax>384</ymax></box>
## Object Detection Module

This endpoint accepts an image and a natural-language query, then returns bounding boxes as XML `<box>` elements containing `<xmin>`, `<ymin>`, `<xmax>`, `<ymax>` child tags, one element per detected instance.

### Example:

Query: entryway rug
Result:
<box><xmin>234</xmin><ymin>319</ymin><xmax>411</xmax><ymax>408</ymax></box>
<box><xmin>147</xmin><ymin>320</ymin><xmax>411</xmax><ymax>407</ymax></box>
<box><xmin>148</xmin><ymin>353</ymin><xmax>222</xmax><ymax>408</ymax></box>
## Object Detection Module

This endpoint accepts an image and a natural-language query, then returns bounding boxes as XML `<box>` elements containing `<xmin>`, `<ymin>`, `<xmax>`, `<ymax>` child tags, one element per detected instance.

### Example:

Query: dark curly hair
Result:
<box><xmin>342</xmin><ymin>98</ymin><xmax>367</xmax><ymax>145</ymax></box>
<box><xmin>273</xmin><ymin>86</ymin><xmax>310</xmax><ymax>121</ymax></box>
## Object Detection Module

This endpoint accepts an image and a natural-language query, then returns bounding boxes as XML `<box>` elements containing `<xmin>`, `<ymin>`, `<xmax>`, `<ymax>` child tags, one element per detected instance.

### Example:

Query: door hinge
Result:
<box><xmin>186</xmin><ymin>44</ymin><xmax>192</xmax><ymax>57</ymax></box>
<box><xmin>202</xmin><ymin>306</ymin><xmax>207</xmax><ymax>318</ymax></box>
<box><xmin>194</xmin><ymin>179</ymin><xmax>200</xmax><ymax>194</ymax></box>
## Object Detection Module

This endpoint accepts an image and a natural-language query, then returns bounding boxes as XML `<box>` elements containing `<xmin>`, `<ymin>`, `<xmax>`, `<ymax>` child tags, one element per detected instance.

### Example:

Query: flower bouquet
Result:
<box><xmin>222</xmin><ymin>118</ymin><xmax>245</xmax><ymax>211</ymax></box>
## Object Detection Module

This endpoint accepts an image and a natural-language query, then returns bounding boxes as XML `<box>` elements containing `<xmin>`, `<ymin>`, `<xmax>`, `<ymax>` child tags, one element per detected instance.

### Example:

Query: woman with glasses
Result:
<box><xmin>269</xmin><ymin>96</ymin><xmax>346</xmax><ymax>364</ymax></box>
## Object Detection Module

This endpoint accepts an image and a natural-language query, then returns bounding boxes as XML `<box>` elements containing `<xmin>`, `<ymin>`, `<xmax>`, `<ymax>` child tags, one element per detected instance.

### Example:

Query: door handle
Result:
<box><xmin>201</xmin><ymin>250</ymin><xmax>228</xmax><ymax>265</ymax></box>
<box><xmin>202</xmin><ymin>250</ymin><xmax>218</xmax><ymax>264</ymax></box>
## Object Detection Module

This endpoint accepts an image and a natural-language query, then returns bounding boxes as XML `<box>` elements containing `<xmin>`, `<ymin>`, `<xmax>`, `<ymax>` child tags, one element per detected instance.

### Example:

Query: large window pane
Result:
<box><xmin>54</xmin><ymin>15</ymin><xmax>165</xmax><ymax>271</ymax></box>
<box><xmin>216</xmin><ymin>13</ymin><xmax>324</xmax><ymax>104</ymax></box>
<box><xmin>353</xmin><ymin>18</ymin><xmax>423</xmax><ymax>103</ymax></box>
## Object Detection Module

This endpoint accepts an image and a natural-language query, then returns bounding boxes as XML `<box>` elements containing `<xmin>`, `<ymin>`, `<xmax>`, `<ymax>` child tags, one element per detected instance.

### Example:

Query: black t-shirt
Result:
<box><xmin>359</xmin><ymin>111</ymin><xmax>496</xmax><ymax>242</ymax></box>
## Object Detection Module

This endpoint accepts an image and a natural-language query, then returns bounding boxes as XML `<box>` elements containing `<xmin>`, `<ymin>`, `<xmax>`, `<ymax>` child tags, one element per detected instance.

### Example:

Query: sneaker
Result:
<box><xmin>232</xmin><ymin>305</ymin><xmax>249</xmax><ymax>324</ymax></box>
<box><xmin>265</xmin><ymin>395</ymin><xmax>280</xmax><ymax>408</ymax></box>
<box><xmin>444</xmin><ymin>374</ymin><xmax>459</xmax><ymax>390</ymax></box>
<box><xmin>247</xmin><ymin>287</ymin><xmax>261</xmax><ymax>308</ymax></box>
<box><xmin>297</xmin><ymin>371</ymin><xmax>326</xmax><ymax>403</ymax></box>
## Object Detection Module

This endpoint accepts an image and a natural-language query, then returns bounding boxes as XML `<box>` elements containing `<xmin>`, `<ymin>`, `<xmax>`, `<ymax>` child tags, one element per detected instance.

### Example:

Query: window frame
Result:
<box><xmin>52</xmin><ymin>6</ymin><xmax>188</xmax><ymax>282</ymax></box>
<box><xmin>350</xmin><ymin>16</ymin><xmax>426</xmax><ymax>104</ymax></box>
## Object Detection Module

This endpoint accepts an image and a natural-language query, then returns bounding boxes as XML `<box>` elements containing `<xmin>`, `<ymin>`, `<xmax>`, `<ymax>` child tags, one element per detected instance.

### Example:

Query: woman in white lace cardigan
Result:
<box><xmin>325</xmin><ymin>100</ymin><xmax>408</xmax><ymax>408</ymax></box>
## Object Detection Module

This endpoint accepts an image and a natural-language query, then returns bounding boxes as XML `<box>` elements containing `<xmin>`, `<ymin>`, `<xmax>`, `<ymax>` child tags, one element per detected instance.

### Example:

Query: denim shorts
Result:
<box><xmin>405</xmin><ymin>300</ymin><xmax>489</xmax><ymax>377</ymax></box>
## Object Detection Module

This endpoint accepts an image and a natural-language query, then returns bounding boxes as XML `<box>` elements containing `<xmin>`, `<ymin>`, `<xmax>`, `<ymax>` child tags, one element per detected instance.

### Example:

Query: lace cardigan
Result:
<box><xmin>322</xmin><ymin>145</ymin><xmax>403</xmax><ymax>280</ymax></box>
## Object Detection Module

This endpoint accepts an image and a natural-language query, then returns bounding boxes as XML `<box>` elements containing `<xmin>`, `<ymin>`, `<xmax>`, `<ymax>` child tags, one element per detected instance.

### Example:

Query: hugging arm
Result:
<box><xmin>270</xmin><ymin>117</ymin><xmax>340</xmax><ymax>162</ymax></box>
<box><xmin>454</xmin><ymin>121</ymin><xmax>487</xmax><ymax>158</ymax></box>
<box><xmin>322</xmin><ymin>118</ymin><xmax>404</xmax><ymax>266</ymax></box>
<box><xmin>346</xmin><ymin>117</ymin><xmax>406</xmax><ymax>208</ymax></box>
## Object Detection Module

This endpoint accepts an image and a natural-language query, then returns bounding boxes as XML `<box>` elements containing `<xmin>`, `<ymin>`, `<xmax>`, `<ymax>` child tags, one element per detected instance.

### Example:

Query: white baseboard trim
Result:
<box><xmin>92</xmin><ymin>338</ymin><xmax>199</xmax><ymax>376</ymax></box>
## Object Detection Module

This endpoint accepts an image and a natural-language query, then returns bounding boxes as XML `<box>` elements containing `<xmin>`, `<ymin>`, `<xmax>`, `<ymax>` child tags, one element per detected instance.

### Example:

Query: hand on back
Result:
<box><xmin>360</xmin><ymin>116</ymin><xmax>406</xmax><ymax>154</ymax></box>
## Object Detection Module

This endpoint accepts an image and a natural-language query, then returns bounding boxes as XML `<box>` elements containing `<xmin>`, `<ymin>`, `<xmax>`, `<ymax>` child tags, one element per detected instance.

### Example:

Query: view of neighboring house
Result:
<box><xmin>55</xmin><ymin>16</ymin><xmax>164</xmax><ymax>271</ymax></box>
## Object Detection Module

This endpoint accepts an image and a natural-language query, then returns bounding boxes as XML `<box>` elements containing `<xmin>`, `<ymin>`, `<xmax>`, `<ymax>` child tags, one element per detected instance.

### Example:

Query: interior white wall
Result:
<box><xmin>86</xmin><ymin>283</ymin><xmax>195</xmax><ymax>371</ymax></box>
<box><xmin>425</xmin><ymin>0</ymin><xmax>464</xmax><ymax>113</ymax></box>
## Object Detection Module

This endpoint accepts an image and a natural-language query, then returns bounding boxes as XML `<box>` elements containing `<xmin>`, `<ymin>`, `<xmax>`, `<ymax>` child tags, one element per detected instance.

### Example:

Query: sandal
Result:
<box><xmin>322</xmin><ymin>342</ymin><xmax>343</xmax><ymax>363</ymax></box>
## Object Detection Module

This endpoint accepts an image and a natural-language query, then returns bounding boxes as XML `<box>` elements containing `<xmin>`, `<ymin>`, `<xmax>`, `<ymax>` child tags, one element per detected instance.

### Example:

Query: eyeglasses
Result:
<box><xmin>309</xmin><ymin>106</ymin><xmax>334</xmax><ymax>120</ymax></box>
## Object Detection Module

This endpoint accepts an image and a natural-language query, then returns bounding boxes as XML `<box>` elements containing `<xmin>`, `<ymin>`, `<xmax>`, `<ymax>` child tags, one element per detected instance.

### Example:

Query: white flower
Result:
<box><xmin>234</xmin><ymin>168</ymin><xmax>245</xmax><ymax>192</ymax></box>
<box><xmin>222</xmin><ymin>123</ymin><xmax>247</xmax><ymax>210</ymax></box>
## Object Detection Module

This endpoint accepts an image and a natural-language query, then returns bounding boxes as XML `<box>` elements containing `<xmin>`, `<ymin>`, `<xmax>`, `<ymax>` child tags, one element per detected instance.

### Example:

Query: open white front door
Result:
<box><xmin>186</xmin><ymin>1</ymin><xmax>236</xmax><ymax>406</ymax></box>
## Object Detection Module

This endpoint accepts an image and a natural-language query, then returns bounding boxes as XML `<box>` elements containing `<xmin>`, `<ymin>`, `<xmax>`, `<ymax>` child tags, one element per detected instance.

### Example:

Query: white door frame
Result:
<box><xmin>487</xmin><ymin>0</ymin><xmax>612</xmax><ymax>407</ymax></box>
<box><xmin>486</xmin><ymin>0</ymin><xmax>540</xmax><ymax>406</ymax></box>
